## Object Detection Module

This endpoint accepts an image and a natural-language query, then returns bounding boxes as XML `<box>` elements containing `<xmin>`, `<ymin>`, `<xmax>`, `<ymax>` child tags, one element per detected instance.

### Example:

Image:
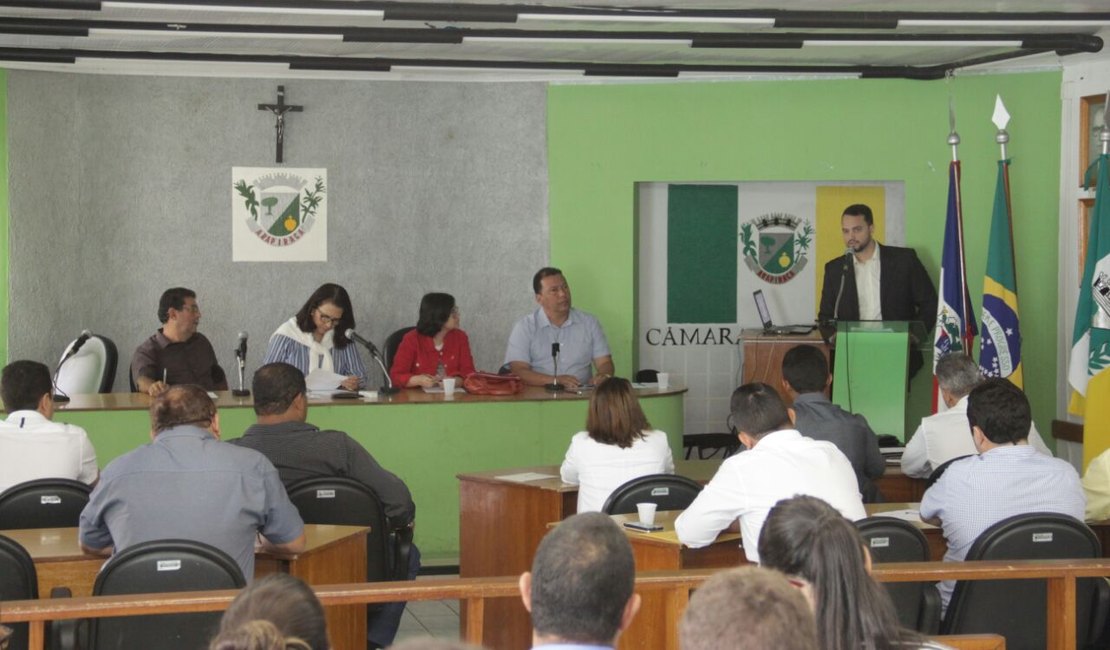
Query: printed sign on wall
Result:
<box><xmin>232</xmin><ymin>167</ymin><xmax>327</xmax><ymax>261</ymax></box>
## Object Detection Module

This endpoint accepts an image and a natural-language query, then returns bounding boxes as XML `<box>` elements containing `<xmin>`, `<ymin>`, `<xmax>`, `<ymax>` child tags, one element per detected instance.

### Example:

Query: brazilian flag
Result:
<box><xmin>268</xmin><ymin>196</ymin><xmax>301</xmax><ymax>236</ymax></box>
<box><xmin>978</xmin><ymin>159</ymin><xmax>1023</xmax><ymax>388</ymax></box>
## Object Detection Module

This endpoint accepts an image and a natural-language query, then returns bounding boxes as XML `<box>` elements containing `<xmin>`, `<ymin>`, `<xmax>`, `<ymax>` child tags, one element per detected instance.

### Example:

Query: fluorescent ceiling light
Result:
<box><xmin>804</xmin><ymin>39</ymin><xmax>1022</xmax><ymax>47</ymax></box>
<box><xmin>899</xmin><ymin>19</ymin><xmax>1110</xmax><ymax>27</ymax></box>
<box><xmin>392</xmin><ymin>64</ymin><xmax>584</xmax><ymax>78</ymax></box>
<box><xmin>517</xmin><ymin>13</ymin><xmax>775</xmax><ymax>26</ymax></box>
<box><xmin>89</xmin><ymin>28</ymin><xmax>342</xmax><ymax>40</ymax></box>
<box><xmin>464</xmin><ymin>36</ymin><xmax>691</xmax><ymax>46</ymax></box>
<box><xmin>102</xmin><ymin>2</ymin><xmax>385</xmax><ymax>18</ymax></box>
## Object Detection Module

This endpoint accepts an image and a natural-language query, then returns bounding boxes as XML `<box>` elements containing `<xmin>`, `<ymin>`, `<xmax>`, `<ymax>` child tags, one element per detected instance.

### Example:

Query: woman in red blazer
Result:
<box><xmin>389</xmin><ymin>292</ymin><xmax>477</xmax><ymax>388</ymax></box>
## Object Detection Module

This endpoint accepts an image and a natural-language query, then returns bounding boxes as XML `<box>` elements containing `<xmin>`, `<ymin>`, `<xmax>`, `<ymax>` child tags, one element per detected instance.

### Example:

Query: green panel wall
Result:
<box><xmin>547</xmin><ymin>73</ymin><xmax>1062</xmax><ymax>438</ymax></box>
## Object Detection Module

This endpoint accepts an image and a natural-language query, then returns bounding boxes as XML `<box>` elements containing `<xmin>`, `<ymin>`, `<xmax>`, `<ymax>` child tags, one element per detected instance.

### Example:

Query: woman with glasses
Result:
<box><xmin>560</xmin><ymin>377</ymin><xmax>674</xmax><ymax>512</ymax></box>
<box><xmin>262</xmin><ymin>283</ymin><xmax>367</xmax><ymax>390</ymax></box>
<box><xmin>758</xmin><ymin>495</ymin><xmax>947</xmax><ymax>650</ymax></box>
<box><xmin>389</xmin><ymin>292</ymin><xmax>476</xmax><ymax>389</ymax></box>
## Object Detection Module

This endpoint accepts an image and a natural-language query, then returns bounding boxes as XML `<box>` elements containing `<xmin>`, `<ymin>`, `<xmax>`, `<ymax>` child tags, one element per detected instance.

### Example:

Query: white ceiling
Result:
<box><xmin>0</xmin><ymin>0</ymin><xmax>1107</xmax><ymax>81</ymax></box>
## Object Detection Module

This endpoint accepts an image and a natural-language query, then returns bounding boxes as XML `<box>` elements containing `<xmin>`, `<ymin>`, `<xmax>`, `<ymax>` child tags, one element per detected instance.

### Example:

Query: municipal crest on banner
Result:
<box><xmin>740</xmin><ymin>213</ymin><xmax>812</xmax><ymax>284</ymax></box>
<box><xmin>231</xmin><ymin>167</ymin><xmax>327</xmax><ymax>262</ymax></box>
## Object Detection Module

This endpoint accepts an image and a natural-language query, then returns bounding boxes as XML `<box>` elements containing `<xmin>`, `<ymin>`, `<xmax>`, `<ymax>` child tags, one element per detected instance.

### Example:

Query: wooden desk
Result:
<box><xmin>43</xmin><ymin>386</ymin><xmax>687</xmax><ymax>561</ymax></box>
<box><xmin>740</xmin><ymin>330</ymin><xmax>827</xmax><ymax>406</ymax></box>
<box><xmin>2</xmin><ymin>524</ymin><xmax>368</xmax><ymax>650</ymax></box>
<box><xmin>456</xmin><ymin>460</ymin><xmax>923</xmax><ymax>650</ymax></box>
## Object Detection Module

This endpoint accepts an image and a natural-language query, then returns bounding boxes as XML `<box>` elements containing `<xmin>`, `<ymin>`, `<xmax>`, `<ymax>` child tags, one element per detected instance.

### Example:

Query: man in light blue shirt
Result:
<box><xmin>919</xmin><ymin>378</ymin><xmax>1086</xmax><ymax>612</ymax></box>
<box><xmin>518</xmin><ymin>512</ymin><xmax>641</xmax><ymax>649</ymax></box>
<box><xmin>505</xmin><ymin>267</ymin><xmax>614</xmax><ymax>388</ymax></box>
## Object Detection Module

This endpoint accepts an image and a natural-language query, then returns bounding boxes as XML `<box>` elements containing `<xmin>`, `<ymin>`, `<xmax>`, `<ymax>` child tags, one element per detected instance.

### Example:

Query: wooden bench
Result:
<box><xmin>3</xmin><ymin>559</ymin><xmax>1107</xmax><ymax>650</ymax></box>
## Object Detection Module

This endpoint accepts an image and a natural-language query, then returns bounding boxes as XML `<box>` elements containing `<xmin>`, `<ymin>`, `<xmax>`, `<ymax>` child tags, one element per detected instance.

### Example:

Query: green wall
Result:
<box><xmin>547</xmin><ymin>72</ymin><xmax>1062</xmax><ymax>436</ymax></box>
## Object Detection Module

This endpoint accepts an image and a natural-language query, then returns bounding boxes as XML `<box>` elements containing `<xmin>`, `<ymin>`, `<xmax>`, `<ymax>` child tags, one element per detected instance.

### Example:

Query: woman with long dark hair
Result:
<box><xmin>560</xmin><ymin>377</ymin><xmax>674</xmax><ymax>512</ymax></box>
<box><xmin>209</xmin><ymin>574</ymin><xmax>329</xmax><ymax>650</ymax></box>
<box><xmin>262</xmin><ymin>283</ymin><xmax>367</xmax><ymax>390</ymax></box>
<box><xmin>389</xmin><ymin>292</ymin><xmax>476</xmax><ymax>389</ymax></box>
<box><xmin>758</xmin><ymin>495</ymin><xmax>948</xmax><ymax>650</ymax></box>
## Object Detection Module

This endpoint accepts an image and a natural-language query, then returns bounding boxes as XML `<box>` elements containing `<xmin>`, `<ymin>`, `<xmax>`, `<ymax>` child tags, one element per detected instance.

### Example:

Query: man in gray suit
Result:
<box><xmin>781</xmin><ymin>344</ymin><xmax>884</xmax><ymax>501</ymax></box>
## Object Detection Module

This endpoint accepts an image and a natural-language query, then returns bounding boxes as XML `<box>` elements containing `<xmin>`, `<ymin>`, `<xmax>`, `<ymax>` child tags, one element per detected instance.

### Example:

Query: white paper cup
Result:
<box><xmin>442</xmin><ymin>377</ymin><xmax>457</xmax><ymax>394</ymax></box>
<box><xmin>636</xmin><ymin>502</ymin><xmax>657</xmax><ymax>526</ymax></box>
<box><xmin>657</xmin><ymin>372</ymin><xmax>670</xmax><ymax>389</ymax></box>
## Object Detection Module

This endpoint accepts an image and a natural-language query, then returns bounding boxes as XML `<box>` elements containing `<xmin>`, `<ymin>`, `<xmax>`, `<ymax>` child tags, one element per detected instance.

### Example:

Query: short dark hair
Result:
<box><xmin>842</xmin><ymin>204</ymin><xmax>873</xmax><ymax>226</ymax></box>
<box><xmin>730</xmin><ymin>383</ymin><xmax>792</xmax><ymax>438</ymax></box>
<box><xmin>158</xmin><ymin>287</ymin><xmax>196</xmax><ymax>323</ymax></box>
<box><xmin>151</xmin><ymin>384</ymin><xmax>216</xmax><ymax>433</ymax></box>
<box><xmin>294</xmin><ymin>283</ymin><xmax>356</xmax><ymax>348</ymax></box>
<box><xmin>530</xmin><ymin>512</ymin><xmax>635</xmax><ymax>645</ymax></box>
<box><xmin>533</xmin><ymin>267</ymin><xmax>564</xmax><ymax>295</ymax></box>
<box><xmin>1</xmin><ymin>360</ymin><xmax>53</xmax><ymax>412</ymax></box>
<box><xmin>967</xmin><ymin>378</ymin><xmax>1031</xmax><ymax>444</ymax></box>
<box><xmin>252</xmin><ymin>363</ymin><xmax>306</xmax><ymax>416</ymax></box>
<box><xmin>209</xmin><ymin>574</ymin><xmax>327</xmax><ymax>650</ymax></box>
<box><xmin>415</xmin><ymin>292</ymin><xmax>456</xmax><ymax>337</ymax></box>
<box><xmin>935</xmin><ymin>353</ymin><xmax>983</xmax><ymax>399</ymax></box>
<box><xmin>680</xmin><ymin>566</ymin><xmax>817</xmax><ymax>650</ymax></box>
<box><xmin>781</xmin><ymin>346</ymin><xmax>829</xmax><ymax>394</ymax></box>
<box><xmin>586</xmin><ymin>377</ymin><xmax>651</xmax><ymax>449</ymax></box>
<box><xmin>758</xmin><ymin>495</ymin><xmax>918</xmax><ymax>650</ymax></box>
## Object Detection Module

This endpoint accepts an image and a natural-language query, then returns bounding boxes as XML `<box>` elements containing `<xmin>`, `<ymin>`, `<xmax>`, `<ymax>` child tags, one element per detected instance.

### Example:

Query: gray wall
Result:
<box><xmin>7</xmin><ymin>72</ymin><xmax>549</xmax><ymax>391</ymax></box>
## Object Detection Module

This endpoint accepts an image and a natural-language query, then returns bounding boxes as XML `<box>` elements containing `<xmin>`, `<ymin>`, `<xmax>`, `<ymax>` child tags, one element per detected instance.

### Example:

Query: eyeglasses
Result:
<box><xmin>315</xmin><ymin>309</ymin><xmax>342</xmax><ymax>326</ymax></box>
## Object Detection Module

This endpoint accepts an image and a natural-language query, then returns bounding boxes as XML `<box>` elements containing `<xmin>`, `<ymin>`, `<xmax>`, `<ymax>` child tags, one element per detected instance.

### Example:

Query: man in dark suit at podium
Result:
<box><xmin>817</xmin><ymin>204</ymin><xmax>937</xmax><ymax>377</ymax></box>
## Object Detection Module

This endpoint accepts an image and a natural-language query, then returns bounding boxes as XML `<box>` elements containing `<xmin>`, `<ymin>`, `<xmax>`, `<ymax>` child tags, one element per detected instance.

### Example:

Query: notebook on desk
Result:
<box><xmin>753</xmin><ymin>289</ymin><xmax>815</xmax><ymax>336</ymax></box>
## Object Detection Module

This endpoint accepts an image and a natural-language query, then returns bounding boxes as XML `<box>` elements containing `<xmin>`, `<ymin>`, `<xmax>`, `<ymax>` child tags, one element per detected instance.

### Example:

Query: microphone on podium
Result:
<box><xmin>232</xmin><ymin>331</ymin><xmax>251</xmax><ymax>397</ymax></box>
<box><xmin>545</xmin><ymin>342</ymin><xmax>565</xmax><ymax>392</ymax></box>
<box><xmin>345</xmin><ymin>328</ymin><xmax>399</xmax><ymax>395</ymax></box>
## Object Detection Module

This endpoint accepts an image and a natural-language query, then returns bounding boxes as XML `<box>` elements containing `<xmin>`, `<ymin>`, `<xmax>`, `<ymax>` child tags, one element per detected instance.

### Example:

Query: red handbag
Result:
<box><xmin>463</xmin><ymin>372</ymin><xmax>523</xmax><ymax>396</ymax></box>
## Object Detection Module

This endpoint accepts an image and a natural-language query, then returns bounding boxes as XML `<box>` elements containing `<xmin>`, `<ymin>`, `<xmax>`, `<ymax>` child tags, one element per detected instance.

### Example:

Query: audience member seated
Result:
<box><xmin>679</xmin><ymin>565</ymin><xmax>818</xmax><ymax>650</ymax></box>
<box><xmin>919</xmin><ymin>378</ymin><xmax>1085</xmax><ymax>612</ymax></box>
<box><xmin>390</xmin><ymin>641</ymin><xmax>487</xmax><ymax>650</ymax></box>
<box><xmin>505</xmin><ymin>267</ymin><xmax>614</xmax><ymax>388</ymax></box>
<box><xmin>901</xmin><ymin>353</ymin><xmax>1052</xmax><ymax>479</ymax></box>
<box><xmin>390</xmin><ymin>292</ymin><xmax>476</xmax><ymax>389</ymax></box>
<box><xmin>262</xmin><ymin>283</ymin><xmax>368</xmax><ymax>391</ymax></box>
<box><xmin>781</xmin><ymin>345</ymin><xmax>884</xmax><ymax>501</ymax></box>
<box><xmin>0</xmin><ymin>360</ymin><xmax>98</xmax><ymax>492</ymax></box>
<box><xmin>230</xmin><ymin>362</ymin><xmax>418</xmax><ymax>649</ymax></box>
<box><xmin>132</xmin><ymin>287</ymin><xmax>228</xmax><ymax>395</ymax></box>
<box><xmin>519</xmin><ymin>512</ymin><xmax>640</xmax><ymax>650</ymax></box>
<box><xmin>78</xmin><ymin>384</ymin><xmax>305</xmax><ymax>580</ymax></box>
<box><xmin>209</xmin><ymin>574</ymin><xmax>328</xmax><ymax>650</ymax></box>
<box><xmin>675</xmin><ymin>382</ymin><xmax>865</xmax><ymax>563</ymax></box>
<box><xmin>759</xmin><ymin>495</ymin><xmax>947</xmax><ymax>650</ymax></box>
<box><xmin>559</xmin><ymin>377</ymin><xmax>675</xmax><ymax>512</ymax></box>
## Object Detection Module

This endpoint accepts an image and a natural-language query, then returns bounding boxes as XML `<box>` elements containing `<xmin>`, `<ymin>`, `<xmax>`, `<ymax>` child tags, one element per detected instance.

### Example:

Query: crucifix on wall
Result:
<box><xmin>258</xmin><ymin>85</ymin><xmax>303</xmax><ymax>163</ymax></box>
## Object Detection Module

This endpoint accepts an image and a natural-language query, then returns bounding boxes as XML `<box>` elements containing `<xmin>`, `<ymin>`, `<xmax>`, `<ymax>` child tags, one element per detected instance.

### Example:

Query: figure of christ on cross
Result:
<box><xmin>258</xmin><ymin>85</ymin><xmax>303</xmax><ymax>163</ymax></box>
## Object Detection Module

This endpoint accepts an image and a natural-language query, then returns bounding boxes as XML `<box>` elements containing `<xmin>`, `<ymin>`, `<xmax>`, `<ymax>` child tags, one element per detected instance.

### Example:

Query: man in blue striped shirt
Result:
<box><xmin>920</xmin><ymin>378</ymin><xmax>1085</xmax><ymax>612</ymax></box>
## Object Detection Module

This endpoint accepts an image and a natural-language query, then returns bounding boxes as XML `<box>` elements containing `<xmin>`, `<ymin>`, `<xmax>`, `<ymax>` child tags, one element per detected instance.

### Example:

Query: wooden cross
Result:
<box><xmin>258</xmin><ymin>85</ymin><xmax>303</xmax><ymax>163</ymax></box>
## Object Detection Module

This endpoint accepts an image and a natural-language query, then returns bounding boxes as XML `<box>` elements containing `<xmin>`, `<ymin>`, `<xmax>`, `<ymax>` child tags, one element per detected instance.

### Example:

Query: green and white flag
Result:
<box><xmin>1068</xmin><ymin>145</ymin><xmax>1110</xmax><ymax>419</ymax></box>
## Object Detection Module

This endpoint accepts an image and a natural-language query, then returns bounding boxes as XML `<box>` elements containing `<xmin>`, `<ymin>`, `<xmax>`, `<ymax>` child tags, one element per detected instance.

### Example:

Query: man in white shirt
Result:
<box><xmin>901</xmin><ymin>353</ymin><xmax>1052</xmax><ymax>479</ymax></box>
<box><xmin>674</xmin><ymin>382</ymin><xmax>865</xmax><ymax>563</ymax></box>
<box><xmin>0</xmin><ymin>360</ymin><xmax>98</xmax><ymax>492</ymax></box>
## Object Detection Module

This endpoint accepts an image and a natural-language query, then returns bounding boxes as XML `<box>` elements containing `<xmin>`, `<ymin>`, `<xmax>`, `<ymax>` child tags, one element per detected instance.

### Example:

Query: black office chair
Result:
<box><xmin>601</xmin><ymin>474</ymin><xmax>703</xmax><ymax>515</ymax></box>
<box><xmin>925</xmin><ymin>454</ymin><xmax>973</xmax><ymax>489</ymax></box>
<box><xmin>856</xmin><ymin>516</ymin><xmax>941</xmax><ymax>634</ymax></box>
<box><xmin>384</xmin><ymin>326</ymin><xmax>416</xmax><ymax>372</ymax></box>
<box><xmin>940</xmin><ymin>512</ymin><xmax>1110</xmax><ymax>650</ymax></box>
<box><xmin>83</xmin><ymin>539</ymin><xmax>246</xmax><ymax>650</ymax></box>
<box><xmin>0</xmin><ymin>534</ymin><xmax>38</xmax><ymax>650</ymax></box>
<box><xmin>0</xmin><ymin>479</ymin><xmax>92</xmax><ymax>530</ymax></box>
<box><xmin>285</xmin><ymin>477</ymin><xmax>412</xmax><ymax>583</ymax></box>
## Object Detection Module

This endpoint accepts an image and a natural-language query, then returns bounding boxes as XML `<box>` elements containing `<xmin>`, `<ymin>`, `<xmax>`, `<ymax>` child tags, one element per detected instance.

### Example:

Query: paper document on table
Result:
<box><xmin>876</xmin><ymin>509</ymin><xmax>923</xmax><ymax>523</ymax></box>
<box><xmin>305</xmin><ymin>369</ymin><xmax>347</xmax><ymax>391</ymax></box>
<box><xmin>495</xmin><ymin>472</ymin><xmax>558</xmax><ymax>483</ymax></box>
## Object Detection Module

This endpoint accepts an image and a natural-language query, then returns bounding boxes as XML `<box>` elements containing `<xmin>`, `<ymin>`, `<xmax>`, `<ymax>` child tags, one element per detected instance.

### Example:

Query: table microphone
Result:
<box><xmin>545</xmin><ymin>342</ymin><xmax>564</xmax><ymax>392</ymax></box>
<box><xmin>232</xmin><ymin>331</ymin><xmax>250</xmax><ymax>397</ymax></box>
<box><xmin>346</xmin><ymin>328</ymin><xmax>399</xmax><ymax>395</ymax></box>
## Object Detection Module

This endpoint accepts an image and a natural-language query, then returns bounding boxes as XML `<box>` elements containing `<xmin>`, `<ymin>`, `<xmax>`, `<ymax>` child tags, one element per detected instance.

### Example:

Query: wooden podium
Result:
<box><xmin>740</xmin><ymin>329</ymin><xmax>828</xmax><ymax>404</ymax></box>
